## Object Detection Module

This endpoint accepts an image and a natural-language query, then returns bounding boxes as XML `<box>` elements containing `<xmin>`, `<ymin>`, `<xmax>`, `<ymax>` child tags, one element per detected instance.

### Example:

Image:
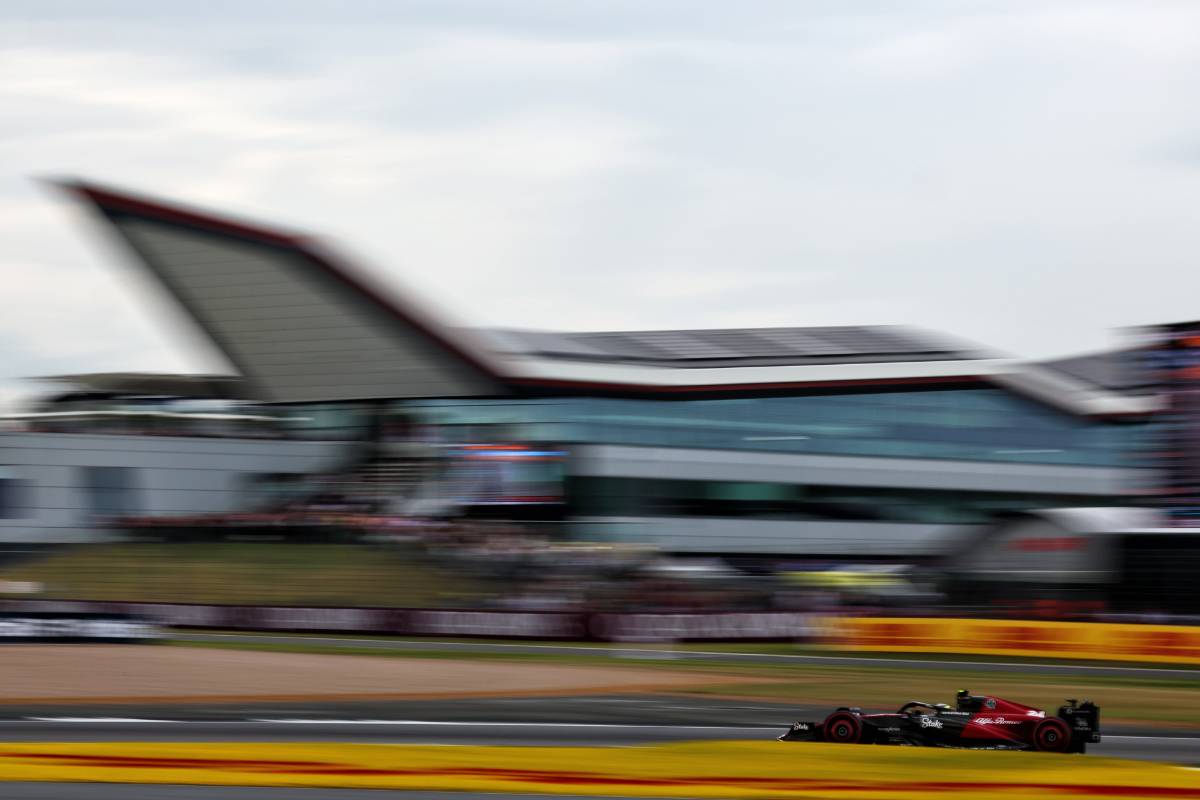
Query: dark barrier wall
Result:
<box><xmin>0</xmin><ymin>600</ymin><xmax>816</xmax><ymax>642</ymax></box>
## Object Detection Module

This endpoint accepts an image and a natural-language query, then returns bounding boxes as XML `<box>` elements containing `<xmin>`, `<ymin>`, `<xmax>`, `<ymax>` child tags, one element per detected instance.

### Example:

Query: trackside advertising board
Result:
<box><xmin>828</xmin><ymin>616</ymin><xmax>1200</xmax><ymax>665</ymax></box>
<box><xmin>0</xmin><ymin>601</ymin><xmax>815</xmax><ymax>642</ymax></box>
<box><xmin>5</xmin><ymin>602</ymin><xmax>1199</xmax><ymax>664</ymax></box>
<box><xmin>0</xmin><ymin>612</ymin><xmax>159</xmax><ymax>642</ymax></box>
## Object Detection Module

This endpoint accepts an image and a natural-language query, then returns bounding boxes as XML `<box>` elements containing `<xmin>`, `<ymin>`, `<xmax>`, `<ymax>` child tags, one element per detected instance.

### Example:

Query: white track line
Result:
<box><xmin>248</xmin><ymin>719</ymin><xmax>780</xmax><ymax>730</ymax></box>
<box><xmin>1102</xmin><ymin>735</ymin><xmax>1200</xmax><ymax>742</ymax></box>
<box><xmin>26</xmin><ymin>717</ymin><xmax>177</xmax><ymax>723</ymax></box>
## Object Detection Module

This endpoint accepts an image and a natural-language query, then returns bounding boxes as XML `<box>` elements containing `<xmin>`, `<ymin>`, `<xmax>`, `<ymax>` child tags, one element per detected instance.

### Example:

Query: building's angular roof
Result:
<box><xmin>484</xmin><ymin>325</ymin><xmax>983</xmax><ymax>368</ymax></box>
<box><xmin>56</xmin><ymin>178</ymin><xmax>1157</xmax><ymax>418</ymax></box>
<box><xmin>1038</xmin><ymin>349</ymin><xmax>1151</xmax><ymax>394</ymax></box>
<box><xmin>59</xmin><ymin>180</ymin><xmax>504</xmax><ymax>403</ymax></box>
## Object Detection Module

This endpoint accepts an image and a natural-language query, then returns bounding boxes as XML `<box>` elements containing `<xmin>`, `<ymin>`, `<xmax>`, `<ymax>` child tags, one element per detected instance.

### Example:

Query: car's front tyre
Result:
<box><xmin>822</xmin><ymin>711</ymin><xmax>864</xmax><ymax>744</ymax></box>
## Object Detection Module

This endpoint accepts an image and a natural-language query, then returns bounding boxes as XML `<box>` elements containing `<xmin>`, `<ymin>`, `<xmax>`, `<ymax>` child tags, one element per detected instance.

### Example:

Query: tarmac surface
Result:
<box><xmin>0</xmin><ymin>694</ymin><xmax>1195</xmax><ymax>763</ymax></box>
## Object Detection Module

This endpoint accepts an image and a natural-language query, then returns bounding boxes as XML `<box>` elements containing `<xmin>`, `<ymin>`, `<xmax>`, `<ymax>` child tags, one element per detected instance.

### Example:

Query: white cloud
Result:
<box><xmin>3</xmin><ymin>0</ymin><xmax>1200</xmax><ymax>390</ymax></box>
<box><xmin>0</xmin><ymin>35</ymin><xmax>659</xmax><ymax>385</ymax></box>
<box><xmin>1026</xmin><ymin>4</ymin><xmax>1200</xmax><ymax>62</ymax></box>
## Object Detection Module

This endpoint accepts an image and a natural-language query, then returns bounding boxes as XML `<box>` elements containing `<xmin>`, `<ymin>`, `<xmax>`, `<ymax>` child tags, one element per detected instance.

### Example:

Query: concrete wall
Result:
<box><xmin>0</xmin><ymin>433</ymin><xmax>352</xmax><ymax>543</ymax></box>
<box><xmin>569</xmin><ymin>516</ymin><xmax>957</xmax><ymax>556</ymax></box>
<box><xmin>570</xmin><ymin>444</ymin><xmax>1138</xmax><ymax>495</ymax></box>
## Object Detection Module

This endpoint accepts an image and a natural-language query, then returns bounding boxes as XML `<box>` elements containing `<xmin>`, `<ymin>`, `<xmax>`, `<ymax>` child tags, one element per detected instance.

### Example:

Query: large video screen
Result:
<box><xmin>446</xmin><ymin>443</ymin><xmax>567</xmax><ymax>506</ymax></box>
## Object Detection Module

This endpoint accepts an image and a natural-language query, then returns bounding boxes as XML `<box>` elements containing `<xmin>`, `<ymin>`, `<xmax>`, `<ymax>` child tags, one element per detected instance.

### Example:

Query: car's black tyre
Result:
<box><xmin>822</xmin><ymin>711</ymin><xmax>863</xmax><ymax>744</ymax></box>
<box><xmin>1033</xmin><ymin>718</ymin><xmax>1072</xmax><ymax>752</ymax></box>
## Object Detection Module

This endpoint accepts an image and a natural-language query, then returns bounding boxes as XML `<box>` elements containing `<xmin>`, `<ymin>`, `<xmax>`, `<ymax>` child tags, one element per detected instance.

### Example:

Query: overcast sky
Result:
<box><xmin>3</xmin><ymin>1</ymin><xmax>1200</xmax><ymax>406</ymax></box>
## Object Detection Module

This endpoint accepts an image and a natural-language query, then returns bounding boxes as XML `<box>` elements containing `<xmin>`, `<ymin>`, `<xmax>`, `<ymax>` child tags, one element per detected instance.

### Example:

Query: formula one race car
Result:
<box><xmin>779</xmin><ymin>690</ymin><xmax>1100</xmax><ymax>753</ymax></box>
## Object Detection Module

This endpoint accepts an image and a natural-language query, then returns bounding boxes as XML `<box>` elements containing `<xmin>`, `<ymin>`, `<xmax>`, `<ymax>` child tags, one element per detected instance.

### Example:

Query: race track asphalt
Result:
<box><xmin>1</xmin><ymin>694</ymin><xmax>1196</xmax><ymax>764</ymax></box>
<box><xmin>2</xmin><ymin>719</ymin><xmax>1198</xmax><ymax>800</ymax></box>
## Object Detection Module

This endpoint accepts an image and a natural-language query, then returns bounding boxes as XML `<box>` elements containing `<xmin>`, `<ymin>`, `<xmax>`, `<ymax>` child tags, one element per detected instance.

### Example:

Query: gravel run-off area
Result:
<box><xmin>0</xmin><ymin>645</ymin><xmax>758</xmax><ymax>703</ymax></box>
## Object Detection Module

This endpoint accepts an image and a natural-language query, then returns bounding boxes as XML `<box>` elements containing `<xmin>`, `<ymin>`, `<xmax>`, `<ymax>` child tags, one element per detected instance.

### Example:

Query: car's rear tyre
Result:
<box><xmin>822</xmin><ymin>711</ymin><xmax>863</xmax><ymax>744</ymax></box>
<box><xmin>1033</xmin><ymin>718</ymin><xmax>1072</xmax><ymax>752</ymax></box>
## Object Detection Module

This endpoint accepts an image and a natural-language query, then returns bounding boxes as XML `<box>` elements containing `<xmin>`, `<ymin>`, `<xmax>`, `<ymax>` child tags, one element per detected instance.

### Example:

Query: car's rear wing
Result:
<box><xmin>1058</xmin><ymin>699</ymin><xmax>1101</xmax><ymax>746</ymax></box>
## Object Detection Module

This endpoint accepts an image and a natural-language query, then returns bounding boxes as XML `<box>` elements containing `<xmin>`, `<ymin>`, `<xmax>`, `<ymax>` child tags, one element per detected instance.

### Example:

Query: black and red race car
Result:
<box><xmin>779</xmin><ymin>690</ymin><xmax>1100</xmax><ymax>753</ymax></box>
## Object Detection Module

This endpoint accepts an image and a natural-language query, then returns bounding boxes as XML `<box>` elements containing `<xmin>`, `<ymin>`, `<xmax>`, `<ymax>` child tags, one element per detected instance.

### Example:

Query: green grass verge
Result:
<box><xmin>169</xmin><ymin>637</ymin><xmax>1200</xmax><ymax>727</ymax></box>
<box><xmin>0</xmin><ymin>543</ymin><xmax>497</xmax><ymax>606</ymax></box>
<box><xmin>179</xmin><ymin>629</ymin><xmax>1200</xmax><ymax>671</ymax></box>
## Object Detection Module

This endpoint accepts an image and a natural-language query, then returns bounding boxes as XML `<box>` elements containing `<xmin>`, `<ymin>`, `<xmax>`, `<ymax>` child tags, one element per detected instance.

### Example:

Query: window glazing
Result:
<box><xmin>571</xmin><ymin>476</ymin><xmax>1109</xmax><ymax>524</ymax></box>
<box><xmin>403</xmin><ymin>389</ymin><xmax>1141</xmax><ymax>467</ymax></box>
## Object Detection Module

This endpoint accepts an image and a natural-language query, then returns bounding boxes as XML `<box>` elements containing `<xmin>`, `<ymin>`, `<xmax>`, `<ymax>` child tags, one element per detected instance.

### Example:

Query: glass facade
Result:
<box><xmin>570</xmin><ymin>476</ymin><xmax>1108</xmax><ymax>524</ymax></box>
<box><xmin>278</xmin><ymin>403</ymin><xmax>371</xmax><ymax>441</ymax></box>
<box><xmin>81</xmin><ymin>466</ymin><xmax>139</xmax><ymax>519</ymax></box>
<box><xmin>0</xmin><ymin>469</ymin><xmax>25</xmax><ymax>519</ymax></box>
<box><xmin>402</xmin><ymin>389</ymin><xmax>1140</xmax><ymax>468</ymax></box>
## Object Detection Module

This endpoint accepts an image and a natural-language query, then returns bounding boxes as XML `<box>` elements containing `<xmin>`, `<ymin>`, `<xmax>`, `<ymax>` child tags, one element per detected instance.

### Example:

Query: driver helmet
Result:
<box><xmin>956</xmin><ymin>689</ymin><xmax>983</xmax><ymax>712</ymax></box>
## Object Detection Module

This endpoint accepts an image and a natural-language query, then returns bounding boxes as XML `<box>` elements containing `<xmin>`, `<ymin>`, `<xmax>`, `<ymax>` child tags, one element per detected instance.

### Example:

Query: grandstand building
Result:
<box><xmin>0</xmin><ymin>182</ymin><xmax>1158</xmax><ymax>556</ymax></box>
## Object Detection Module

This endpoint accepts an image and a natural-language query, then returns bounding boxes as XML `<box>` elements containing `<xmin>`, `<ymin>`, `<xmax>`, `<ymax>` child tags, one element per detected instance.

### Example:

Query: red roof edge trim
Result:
<box><xmin>58</xmin><ymin>180</ymin><xmax>306</xmax><ymax>249</ymax></box>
